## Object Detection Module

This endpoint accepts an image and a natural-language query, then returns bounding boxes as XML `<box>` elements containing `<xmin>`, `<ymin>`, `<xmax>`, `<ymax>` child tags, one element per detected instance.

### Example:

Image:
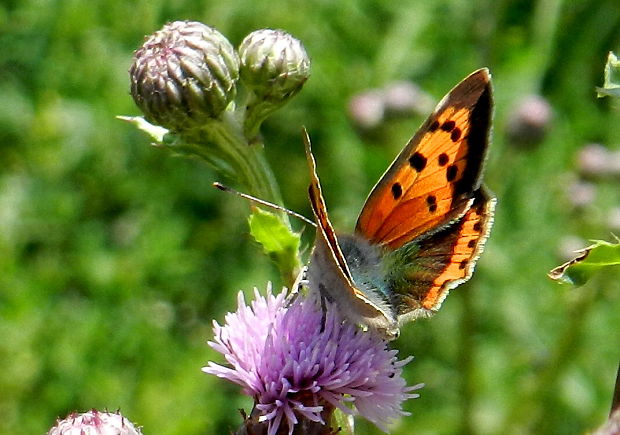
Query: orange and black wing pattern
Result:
<box><xmin>388</xmin><ymin>187</ymin><xmax>496</xmax><ymax>319</ymax></box>
<box><xmin>356</xmin><ymin>69</ymin><xmax>493</xmax><ymax>250</ymax></box>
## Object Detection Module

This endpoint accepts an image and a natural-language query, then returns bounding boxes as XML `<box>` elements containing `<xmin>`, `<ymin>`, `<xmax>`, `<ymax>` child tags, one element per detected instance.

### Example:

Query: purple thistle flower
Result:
<box><xmin>203</xmin><ymin>284</ymin><xmax>422</xmax><ymax>434</ymax></box>
<box><xmin>46</xmin><ymin>409</ymin><xmax>142</xmax><ymax>435</ymax></box>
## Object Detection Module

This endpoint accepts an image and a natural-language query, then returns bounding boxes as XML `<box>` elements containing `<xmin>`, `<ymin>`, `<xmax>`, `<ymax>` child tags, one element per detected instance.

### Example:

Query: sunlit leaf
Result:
<box><xmin>248</xmin><ymin>207</ymin><xmax>302</xmax><ymax>284</ymax></box>
<box><xmin>548</xmin><ymin>238</ymin><xmax>620</xmax><ymax>286</ymax></box>
<box><xmin>596</xmin><ymin>51</ymin><xmax>620</xmax><ymax>98</ymax></box>
<box><xmin>117</xmin><ymin>115</ymin><xmax>170</xmax><ymax>143</ymax></box>
<box><xmin>331</xmin><ymin>408</ymin><xmax>354</xmax><ymax>435</ymax></box>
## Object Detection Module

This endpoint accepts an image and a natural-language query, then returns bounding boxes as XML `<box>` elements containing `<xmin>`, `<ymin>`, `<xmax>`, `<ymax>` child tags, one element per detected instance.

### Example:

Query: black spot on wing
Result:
<box><xmin>441</xmin><ymin>120</ymin><xmax>455</xmax><ymax>132</ymax></box>
<box><xmin>438</xmin><ymin>153</ymin><xmax>449</xmax><ymax>166</ymax></box>
<box><xmin>391</xmin><ymin>182</ymin><xmax>403</xmax><ymax>199</ymax></box>
<box><xmin>446</xmin><ymin>164</ymin><xmax>458</xmax><ymax>182</ymax></box>
<box><xmin>409</xmin><ymin>152</ymin><xmax>427</xmax><ymax>172</ymax></box>
<box><xmin>453</xmin><ymin>85</ymin><xmax>492</xmax><ymax>195</ymax></box>
<box><xmin>451</xmin><ymin>127</ymin><xmax>462</xmax><ymax>142</ymax></box>
<box><xmin>427</xmin><ymin>195</ymin><xmax>437</xmax><ymax>213</ymax></box>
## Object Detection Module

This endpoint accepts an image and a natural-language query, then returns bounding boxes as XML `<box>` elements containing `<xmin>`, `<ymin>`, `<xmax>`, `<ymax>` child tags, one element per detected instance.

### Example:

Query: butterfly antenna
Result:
<box><xmin>213</xmin><ymin>182</ymin><xmax>317</xmax><ymax>227</ymax></box>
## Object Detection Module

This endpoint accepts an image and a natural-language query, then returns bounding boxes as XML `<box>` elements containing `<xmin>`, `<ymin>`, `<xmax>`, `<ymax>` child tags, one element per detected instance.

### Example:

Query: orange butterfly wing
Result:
<box><xmin>390</xmin><ymin>187</ymin><xmax>496</xmax><ymax>319</ymax></box>
<box><xmin>356</xmin><ymin>69</ymin><xmax>493</xmax><ymax>249</ymax></box>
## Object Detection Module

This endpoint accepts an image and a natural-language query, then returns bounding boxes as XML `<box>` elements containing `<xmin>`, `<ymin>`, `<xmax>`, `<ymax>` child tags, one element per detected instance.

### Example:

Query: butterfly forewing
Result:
<box><xmin>356</xmin><ymin>69</ymin><xmax>493</xmax><ymax>249</ymax></box>
<box><xmin>303</xmin><ymin>130</ymin><xmax>354</xmax><ymax>285</ymax></box>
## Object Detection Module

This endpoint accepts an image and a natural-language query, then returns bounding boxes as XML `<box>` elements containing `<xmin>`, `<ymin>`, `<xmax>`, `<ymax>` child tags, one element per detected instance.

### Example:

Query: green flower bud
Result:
<box><xmin>239</xmin><ymin>29</ymin><xmax>310</xmax><ymax>103</ymax></box>
<box><xmin>130</xmin><ymin>21</ymin><xmax>239</xmax><ymax>132</ymax></box>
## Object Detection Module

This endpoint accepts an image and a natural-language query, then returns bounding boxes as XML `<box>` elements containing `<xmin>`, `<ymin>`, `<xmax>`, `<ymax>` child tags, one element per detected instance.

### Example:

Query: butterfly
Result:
<box><xmin>304</xmin><ymin>68</ymin><xmax>496</xmax><ymax>340</ymax></box>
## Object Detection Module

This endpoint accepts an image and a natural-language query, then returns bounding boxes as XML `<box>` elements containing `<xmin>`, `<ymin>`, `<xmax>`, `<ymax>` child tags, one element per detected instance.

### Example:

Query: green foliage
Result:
<box><xmin>1</xmin><ymin>0</ymin><xmax>620</xmax><ymax>434</ymax></box>
<box><xmin>333</xmin><ymin>408</ymin><xmax>355</xmax><ymax>435</ymax></box>
<box><xmin>549</xmin><ymin>238</ymin><xmax>620</xmax><ymax>286</ymax></box>
<box><xmin>597</xmin><ymin>51</ymin><xmax>620</xmax><ymax>98</ymax></box>
<box><xmin>248</xmin><ymin>207</ymin><xmax>302</xmax><ymax>285</ymax></box>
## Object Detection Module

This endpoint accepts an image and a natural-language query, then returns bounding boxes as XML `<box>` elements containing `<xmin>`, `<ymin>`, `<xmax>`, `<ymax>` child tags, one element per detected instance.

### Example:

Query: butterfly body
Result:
<box><xmin>305</xmin><ymin>69</ymin><xmax>496</xmax><ymax>339</ymax></box>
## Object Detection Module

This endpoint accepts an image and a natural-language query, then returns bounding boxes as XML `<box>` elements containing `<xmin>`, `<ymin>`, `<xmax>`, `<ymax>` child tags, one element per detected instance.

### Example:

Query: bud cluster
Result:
<box><xmin>129</xmin><ymin>21</ymin><xmax>310</xmax><ymax>136</ymax></box>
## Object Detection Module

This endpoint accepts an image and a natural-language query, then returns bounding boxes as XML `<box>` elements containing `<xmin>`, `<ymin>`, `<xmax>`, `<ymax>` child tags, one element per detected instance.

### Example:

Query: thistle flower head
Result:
<box><xmin>47</xmin><ymin>410</ymin><xmax>142</xmax><ymax>435</ymax></box>
<box><xmin>239</xmin><ymin>29</ymin><xmax>310</xmax><ymax>103</ymax></box>
<box><xmin>203</xmin><ymin>285</ymin><xmax>421</xmax><ymax>435</ymax></box>
<box><xmin>130</xmin><ymin>20</ymin><xmax>239</xmax><ymax>132</ymax></box>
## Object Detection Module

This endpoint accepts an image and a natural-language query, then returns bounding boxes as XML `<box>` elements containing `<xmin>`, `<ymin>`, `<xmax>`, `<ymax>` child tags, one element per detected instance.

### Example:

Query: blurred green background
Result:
<box><xmin>2</xmin><ymin>0</ymin><xmax>620</xmax><ymax>434</ymax></box>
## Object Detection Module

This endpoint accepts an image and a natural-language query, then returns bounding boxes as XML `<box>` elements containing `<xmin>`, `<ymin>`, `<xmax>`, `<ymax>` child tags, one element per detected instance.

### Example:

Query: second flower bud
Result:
<box><xmin>239</xmin><ymin>29</ymin><xmax>310</xmax><ymax>104</ymax></box>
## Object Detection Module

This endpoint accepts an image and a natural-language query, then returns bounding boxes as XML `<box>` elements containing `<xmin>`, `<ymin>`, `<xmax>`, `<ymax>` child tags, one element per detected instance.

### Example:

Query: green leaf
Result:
<box><xmin>248</xmin><ymin>207</ymin><xmax>302</xmax><ymax>285</ymax></box>
<box><xmin>331</xmin><ymin>408</ymin><xmax>354</xmax><ymax>435</ymax></box>
<box><xmin>116</xmin><ymin>115</ymin><xmax>170</xmax><ymax>143</ymax></box>
<box><xmin>548</xmin><ymin>238</ymin><xmax>620</xmax><ymax>286</ymax></box>
<box><xmin>597</xmin><ymin>51</ymin><xmax>620</xmax><ymax>98</ymax></box>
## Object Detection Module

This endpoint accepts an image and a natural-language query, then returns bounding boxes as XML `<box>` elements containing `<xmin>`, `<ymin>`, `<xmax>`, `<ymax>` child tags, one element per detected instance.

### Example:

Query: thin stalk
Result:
<box><xmin>458</xmin><ymin>283</ymin><xmax>476</xmax><ymax>435</ymax></box>
<box><xmin>200</xmin><ymin>114</ymin><xmax>284</xmax><ymax>209</ymax></box>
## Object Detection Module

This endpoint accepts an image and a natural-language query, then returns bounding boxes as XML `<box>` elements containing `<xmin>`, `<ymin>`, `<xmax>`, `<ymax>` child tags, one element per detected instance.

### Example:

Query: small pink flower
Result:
<box><xmin>47</xmin><ymin>409</ymin><xmax>142</xmax><ymax>435</ymax></box>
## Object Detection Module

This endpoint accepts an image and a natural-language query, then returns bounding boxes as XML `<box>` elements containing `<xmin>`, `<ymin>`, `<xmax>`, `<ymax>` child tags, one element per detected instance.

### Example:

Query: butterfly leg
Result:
<box><xmin>316</xmin><ymin>283</ymin><xmax>336</xmax><ymax>333</ymax></box>
<box><xmin>285</xmin><ymin>266</ymin><xmax>308</xmax><ymax>307</ymax></box>
<box><xmin>319</xmin><ymin>292</ymin><xmax>328</xmax><ymax>333</ymax></box>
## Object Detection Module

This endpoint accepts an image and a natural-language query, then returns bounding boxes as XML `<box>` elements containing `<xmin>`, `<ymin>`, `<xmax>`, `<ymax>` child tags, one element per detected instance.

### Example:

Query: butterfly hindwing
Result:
<box><xmin>356</xmin><ymin>68</ymin><xmax>493</xmax><ymax>249</ymax></box>
<box><xmin>386</xmin><ymin>187</ymin><xmax>496</xmax><ymax>320</ymax></box>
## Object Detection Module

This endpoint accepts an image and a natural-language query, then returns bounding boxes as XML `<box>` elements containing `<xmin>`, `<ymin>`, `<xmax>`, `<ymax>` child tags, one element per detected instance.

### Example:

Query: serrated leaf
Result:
<box><xmin>248</xmin><ymin>207</ymin><xmax>302</xmax><ymax>285</ymax></box>
<box><xmin>548</xmin><ymin>238</ymin><xmax>620</xmax><ymax>286</ymax></box>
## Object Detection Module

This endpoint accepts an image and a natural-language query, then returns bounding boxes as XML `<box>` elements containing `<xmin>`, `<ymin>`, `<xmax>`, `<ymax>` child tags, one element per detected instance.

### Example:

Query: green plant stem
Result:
<box><xmin>170</xmin><ymin>112</ymin><xmax>289</xmax><ymax>227</ymax></box>
<box><xmin>167</xmin><ymin>111</ymin><xmax>304</xmax><ymax>286</ymax></box>
<box><xmin>458</xmin><ymin>284</ymin><xmax>476</xmax><ymax>435</ymax></box>
<box><xmin>243</xmin><ymin>99</ymin><xmax>286</xmax><ymax>139</ymax></box>
<box><xmin>203</xmin><ymin>114</ymin><xmax>283</xmax><ymax>206</ymax></box>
